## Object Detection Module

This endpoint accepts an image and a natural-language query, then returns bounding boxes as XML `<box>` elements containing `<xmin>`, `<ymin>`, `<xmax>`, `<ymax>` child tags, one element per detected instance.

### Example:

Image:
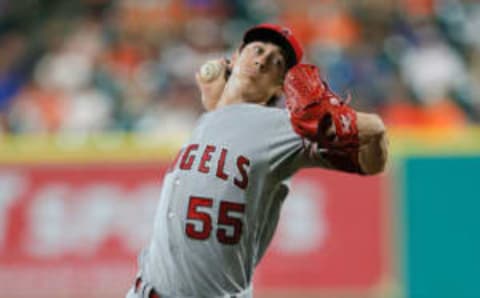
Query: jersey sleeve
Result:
<box><xmin>267</xmin><ymin>108</ymin><xmax>331</xmax><ymax>182</ymax></box>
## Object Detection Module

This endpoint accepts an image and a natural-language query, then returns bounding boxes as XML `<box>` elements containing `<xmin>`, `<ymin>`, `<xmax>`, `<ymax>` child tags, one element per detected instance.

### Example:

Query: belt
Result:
<box><xmin>134</xmin><ymin>276</ymin><xmax>161</xmax><ymax>298</ymax></box>
<box><xmin>134</xmin><ymin>276</ymin><xmax>246</xmax><ymax>298</ymax></box>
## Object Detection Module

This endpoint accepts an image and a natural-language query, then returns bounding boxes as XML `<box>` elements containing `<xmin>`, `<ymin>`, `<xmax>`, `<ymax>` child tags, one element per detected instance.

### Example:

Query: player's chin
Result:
<box><xmin>235</xmin><ymin>74</ymin><xmax>258</xmax><ymax>88</ymax></box>
<box><xmin>241</xmin><ymin>72</ymin><xmax>273</xmax><ymax>86</ymax></box>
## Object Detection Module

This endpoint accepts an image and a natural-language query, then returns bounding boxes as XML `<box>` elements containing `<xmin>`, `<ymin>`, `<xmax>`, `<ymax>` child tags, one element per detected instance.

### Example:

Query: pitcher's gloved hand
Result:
<box><xmin>284</xmin><ymin>63</ymin><xmax>361</xmax><ymax>172</ymax></box>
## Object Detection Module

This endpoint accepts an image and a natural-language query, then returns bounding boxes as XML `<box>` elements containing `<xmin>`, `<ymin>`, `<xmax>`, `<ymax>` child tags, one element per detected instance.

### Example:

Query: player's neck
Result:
<box><xmin>216</xmin><ymin>93</ymin><xmax>252</xmax><ymax>108</ymax></box>
<box><xmin>216</xmin><ymin>79</ymin><xmax>268</xmax><ymax>109</ymax></box>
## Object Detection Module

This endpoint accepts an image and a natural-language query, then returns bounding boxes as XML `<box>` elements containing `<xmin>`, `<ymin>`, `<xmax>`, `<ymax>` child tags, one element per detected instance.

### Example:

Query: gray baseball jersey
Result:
<box><xmin>139</xmin><ymin>103</ymin><xmax>330</xmax><ymax>297</ymax></box>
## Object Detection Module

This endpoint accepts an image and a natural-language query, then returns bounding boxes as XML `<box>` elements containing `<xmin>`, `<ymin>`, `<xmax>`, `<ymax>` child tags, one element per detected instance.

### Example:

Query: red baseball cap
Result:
<box><xmin>243</xmin><ymin>23</ymin><xmax>303</xmax><ymax>69</ymax></box>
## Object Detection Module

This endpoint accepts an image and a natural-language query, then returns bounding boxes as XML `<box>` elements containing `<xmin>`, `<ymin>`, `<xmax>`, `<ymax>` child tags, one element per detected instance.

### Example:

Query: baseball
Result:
<box><xmin>199</xmin><ymin>60</ymin><xmax>222</xmax><ymax>82</ymax></box>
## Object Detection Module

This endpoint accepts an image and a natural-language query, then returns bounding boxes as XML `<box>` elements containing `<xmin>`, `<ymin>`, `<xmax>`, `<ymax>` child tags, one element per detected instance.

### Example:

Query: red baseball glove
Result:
<box><xmin>284</xmin><ymin>64</ymin><xmax>361</xmax><ymax>172</ymax></box>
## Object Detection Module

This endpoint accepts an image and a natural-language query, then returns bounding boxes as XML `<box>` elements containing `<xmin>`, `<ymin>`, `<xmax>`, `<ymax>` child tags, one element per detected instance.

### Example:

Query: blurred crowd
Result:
<box><xmin>1</xmin><ymin>0</ymin><xmax>479</xmax><ymax>136</ymax></box>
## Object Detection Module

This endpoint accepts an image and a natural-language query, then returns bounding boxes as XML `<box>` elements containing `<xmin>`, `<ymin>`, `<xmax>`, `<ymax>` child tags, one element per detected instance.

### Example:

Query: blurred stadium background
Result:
<box><xmin>1</xmin><ymin>0</ymin><xmax>479</xmax><ymax>297</ymax></box>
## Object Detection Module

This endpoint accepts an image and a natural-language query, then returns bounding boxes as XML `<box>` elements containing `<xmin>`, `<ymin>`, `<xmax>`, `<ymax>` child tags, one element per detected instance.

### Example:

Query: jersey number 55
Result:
<box><xmin>185</xmin><ymin>196</ymin><xmax>245</xmax><ymax>245</ymax></box>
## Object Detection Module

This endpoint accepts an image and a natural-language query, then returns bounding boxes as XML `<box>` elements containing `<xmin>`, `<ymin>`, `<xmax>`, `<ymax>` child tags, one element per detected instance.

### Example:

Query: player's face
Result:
<box><xmin>231</xmin><ymin>41</ymin><xmax>287</xmax><ymax>104</ymax></box>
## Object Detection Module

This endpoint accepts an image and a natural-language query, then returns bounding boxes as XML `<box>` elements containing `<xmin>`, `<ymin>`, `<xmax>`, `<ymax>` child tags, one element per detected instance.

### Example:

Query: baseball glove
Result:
<box><xmin>284</xmin><ymin>63</ymin><xmax>362</xmax><ymax>173</ymax></box>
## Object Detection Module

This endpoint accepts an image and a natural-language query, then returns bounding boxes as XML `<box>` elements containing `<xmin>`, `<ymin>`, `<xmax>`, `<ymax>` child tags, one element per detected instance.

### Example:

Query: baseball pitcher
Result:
<box><xmin>126</xmin><ymin>24</ymin><xmax>388</xmax><ymax>298</ymax></box>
